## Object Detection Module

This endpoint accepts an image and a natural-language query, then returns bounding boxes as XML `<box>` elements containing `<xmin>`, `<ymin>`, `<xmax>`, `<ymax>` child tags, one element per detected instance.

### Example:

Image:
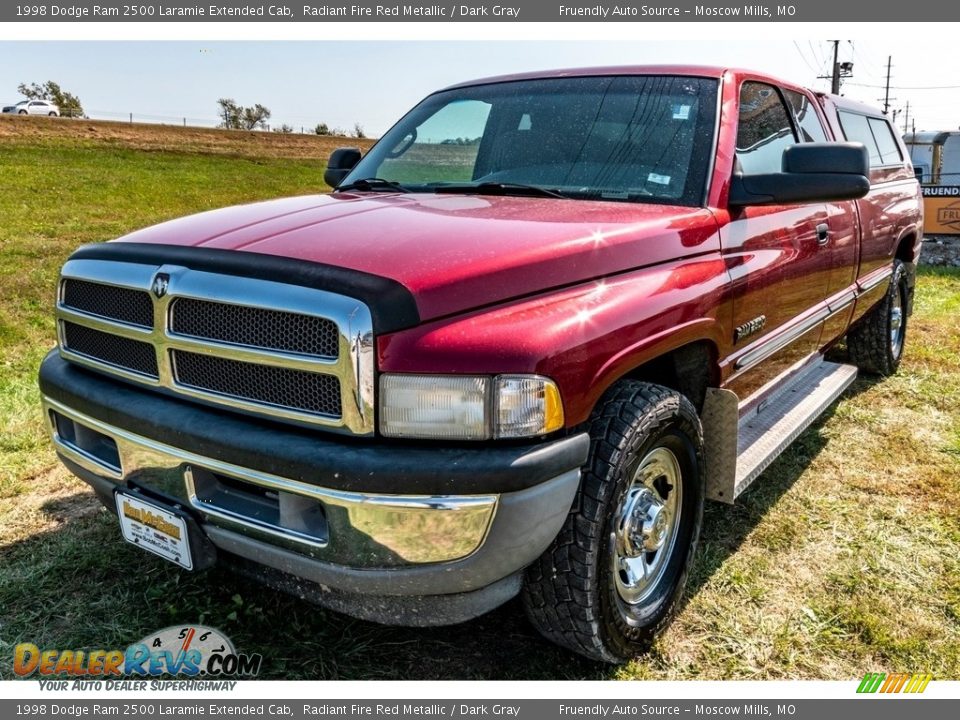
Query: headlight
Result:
<box><xmin>379</xmin><ymin>374</ymin><xmax>564</xmax><ymax>440</ymax></box>
<box><xmin>379</xmin><ymin>375</ymin><xmax>489</xmax><ymax>440</ymax></box>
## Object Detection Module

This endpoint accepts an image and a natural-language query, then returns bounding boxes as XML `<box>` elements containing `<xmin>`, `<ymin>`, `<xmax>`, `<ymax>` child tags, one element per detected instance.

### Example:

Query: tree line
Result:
<box><xmin>11</xmin><ymin>81</ymin><xmax>367</xmax><ymax>137</ymax></box>
<box><xmin>217</xmin><ymin>98</ymin><xmax>366</xmax><ymax>137</ymax></box>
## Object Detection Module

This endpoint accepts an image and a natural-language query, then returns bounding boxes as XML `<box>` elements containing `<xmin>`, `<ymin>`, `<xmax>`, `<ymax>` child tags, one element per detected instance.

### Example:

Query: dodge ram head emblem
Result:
<box><xmin>151</xmin><ymin>273</ymin><xmax>170</xmax><ymax>298</ymax></box>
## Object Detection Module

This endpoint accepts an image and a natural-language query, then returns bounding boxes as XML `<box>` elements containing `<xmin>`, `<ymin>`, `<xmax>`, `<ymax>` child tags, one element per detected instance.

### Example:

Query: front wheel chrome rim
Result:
<box><xmin>890</xmin><ymin>283</ymin><xmax>905</xmax><ymax>358</ymax></box>
<box><xmin>612</xmin><ymin>446</ymin><xmax>683</xmax><ymax>606</ymax></box>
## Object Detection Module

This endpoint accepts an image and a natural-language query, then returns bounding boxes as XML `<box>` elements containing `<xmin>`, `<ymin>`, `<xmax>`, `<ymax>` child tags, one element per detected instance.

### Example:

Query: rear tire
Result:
<box><xmin>48</xmin><ymin>112</ymin><xmax>57</xmax><ymax>117</ymax></box>
<box><xmin>522</xmin><ymin>382</ymin><xmax>704</xmax><ymax>663</ymax></box>
<box><xmin>847</xmin><ymin>259</ymin><xmax>909</xmax><ymax>376</ymax></box>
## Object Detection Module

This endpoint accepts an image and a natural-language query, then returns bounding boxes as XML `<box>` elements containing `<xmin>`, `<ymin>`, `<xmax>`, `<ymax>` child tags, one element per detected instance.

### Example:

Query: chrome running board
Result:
<box><xmin>704</xmin><ymin>358</ymin><xmax>858</xmax><ymax>503</ymax></box>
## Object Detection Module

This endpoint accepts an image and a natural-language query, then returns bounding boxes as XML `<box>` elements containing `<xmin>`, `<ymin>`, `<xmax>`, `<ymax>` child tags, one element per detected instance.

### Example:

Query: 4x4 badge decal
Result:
<box><xmin>735</xmin><ymin>315</ymin><xmax>766</xmax><ymax>343</ymax></box>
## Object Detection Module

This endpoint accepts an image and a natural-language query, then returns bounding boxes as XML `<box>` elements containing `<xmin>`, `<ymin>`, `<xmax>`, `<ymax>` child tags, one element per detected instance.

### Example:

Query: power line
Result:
<box><xmin>811</xmin><ymin>40</ymin><xmax>834</xmax><ymax>91</ymax></box>
<box><xmin>808</xmin><ymin>40</ymin><xmax>827</xmax><ymax>72</ymax></box>
<box><xmin>846</xmin><ymin>82</ymin><xmax>960</xmax><ymax>90</ymax></box>
<box><xmin>848</xmin><ymin>42</ymin><xmax>879</xmax><ymax>81</ymax></box>
<box><xmin>793</xmin><ymin>40</ymin><xmax>820</xmax><ymax>77</ymax></box>
<box><xmin>852</xmin><ymin>41</ymin><xmax>881</xmax><ymax>68</ymax></box>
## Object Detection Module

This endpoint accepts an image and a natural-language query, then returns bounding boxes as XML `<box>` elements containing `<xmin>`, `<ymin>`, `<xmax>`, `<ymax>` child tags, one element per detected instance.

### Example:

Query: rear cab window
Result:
<box><xmin>868</xmin><ymin>117</ymin><xmax>903</xmax><ymax>165</ymax></box>
<box><xmin>838</xmin><ymin>110</ymin><xmax>904</xmax><ymax>168</ymax></box>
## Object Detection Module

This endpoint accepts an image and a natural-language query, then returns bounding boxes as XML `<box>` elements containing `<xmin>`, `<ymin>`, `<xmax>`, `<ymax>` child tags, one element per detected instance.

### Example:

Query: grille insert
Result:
<box><xmin>172</xmin><ymin>350</ymin><xmax>342</xmax><ymax>418</ymax></box>
<box><xmin>55</xmin><ymin>263</ymin><xmax>372</xmax><ymax>433</ymax></box>
<box><xmin>171</xmin><ymin>298</ymin><xmax>339</xmax><ymax>359</ymax></box>
<box><xmin>62</xmin><ymin>279</ymin><xmax>154</xmax><ymax>328</ymax></box>
<box><xmin>62</xmin><ymin>322</ymin><xmax>159</xmax><ymax>378</ymax></box>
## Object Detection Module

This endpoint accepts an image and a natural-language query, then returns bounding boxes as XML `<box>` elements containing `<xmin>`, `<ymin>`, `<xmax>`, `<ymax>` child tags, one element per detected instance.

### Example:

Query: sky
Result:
<box><xmin>0</xmin><ymin>40</ymin><xmax>957</xmax><ymax>136</ymax></box>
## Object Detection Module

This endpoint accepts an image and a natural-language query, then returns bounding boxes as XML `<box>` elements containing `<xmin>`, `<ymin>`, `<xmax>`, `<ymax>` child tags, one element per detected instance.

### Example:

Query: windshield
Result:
<box><xmin>344</xmin><ymin>75</ymin><xmax>719</xmax><ymax>205</ymax></box>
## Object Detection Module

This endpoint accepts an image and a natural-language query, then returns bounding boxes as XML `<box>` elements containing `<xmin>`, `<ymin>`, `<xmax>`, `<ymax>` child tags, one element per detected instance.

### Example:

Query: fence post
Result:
<box><xmin>129</xmin><ymin>112</ymin><xmax>133</xmax><ymax>124</ymax></box>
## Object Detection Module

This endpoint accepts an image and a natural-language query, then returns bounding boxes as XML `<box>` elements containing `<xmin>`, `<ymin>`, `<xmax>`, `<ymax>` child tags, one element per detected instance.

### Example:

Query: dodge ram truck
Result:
<box><xmin>39</xmin><ymin>66</ymin><xmax>923</xmax><ymax>663</ymax></box>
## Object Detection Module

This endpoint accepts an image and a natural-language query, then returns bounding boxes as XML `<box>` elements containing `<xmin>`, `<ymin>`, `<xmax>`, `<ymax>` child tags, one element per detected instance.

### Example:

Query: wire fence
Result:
<box><xmin>80</xmin><ymin>108</ymin><xmax>363</xmax><ymax>137</ymax></box>
<box><xmin>86</xmin><ymin>108</ymin><xmax>220</xmax><ymax>128</ymax></box>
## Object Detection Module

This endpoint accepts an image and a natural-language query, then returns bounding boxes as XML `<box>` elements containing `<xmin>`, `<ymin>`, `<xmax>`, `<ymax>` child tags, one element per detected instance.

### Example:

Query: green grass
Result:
<box><xmin>0</xmin><ymin>141</ymin><xmax>333</xmax><ymax>495</ymax></box>
<box><xmin>1</xmin><ymin>128</ymin><xmax>959</xmax><ymax>680</ymax></box>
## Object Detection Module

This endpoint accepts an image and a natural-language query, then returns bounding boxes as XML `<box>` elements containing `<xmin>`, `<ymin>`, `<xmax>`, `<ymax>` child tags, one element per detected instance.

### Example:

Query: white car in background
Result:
<box><xmin>2</xmin><ymin>100</ymin><xmax>59</xmax><ymax>116</ymax></box>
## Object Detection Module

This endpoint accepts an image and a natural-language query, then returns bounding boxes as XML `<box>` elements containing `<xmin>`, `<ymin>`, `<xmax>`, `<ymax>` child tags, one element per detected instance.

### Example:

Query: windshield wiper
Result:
<box><xmin>336</xmin><ymin>178</ymin><xmax>411</xmax><ymax>193</ymax></box>
<box><xmin>430</xmin><ymin>182</ymin><xmax>568</xmax><ymax>199</ymax></box>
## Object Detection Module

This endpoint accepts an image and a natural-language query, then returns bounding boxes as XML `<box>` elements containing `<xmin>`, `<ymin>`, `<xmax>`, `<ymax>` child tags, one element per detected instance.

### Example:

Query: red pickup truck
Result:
<box><xmin>39</xmin><ymin>66</ymin><xmax>922</xmax><ymax>663</ymax></box>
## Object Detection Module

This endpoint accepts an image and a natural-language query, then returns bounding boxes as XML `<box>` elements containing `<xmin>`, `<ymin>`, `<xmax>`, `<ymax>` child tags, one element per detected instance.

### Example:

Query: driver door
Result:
<box><xmin>721</xmin><ymin>81</ymin><xmax>831</xmax><ymax>400</ymax></box>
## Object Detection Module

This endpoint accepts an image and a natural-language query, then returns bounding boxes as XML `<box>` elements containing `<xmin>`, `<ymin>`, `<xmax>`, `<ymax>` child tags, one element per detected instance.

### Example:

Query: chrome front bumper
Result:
<box><xmin>39</xmin><ymin>350</ymin><xmax>588</xmax><ymax>611</ymax></box>
<box><xmin>43</xmin><ymin>397</ymin><xmax>497</xmax><ymax>568</ymax></box>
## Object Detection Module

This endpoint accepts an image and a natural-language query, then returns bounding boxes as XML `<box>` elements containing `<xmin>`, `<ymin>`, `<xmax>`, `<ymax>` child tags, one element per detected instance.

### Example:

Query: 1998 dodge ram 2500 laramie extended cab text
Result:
<box><xmin>39</xmin><ymin>66</ymin><xmax>922</xmax><ymax>662</ymax></box>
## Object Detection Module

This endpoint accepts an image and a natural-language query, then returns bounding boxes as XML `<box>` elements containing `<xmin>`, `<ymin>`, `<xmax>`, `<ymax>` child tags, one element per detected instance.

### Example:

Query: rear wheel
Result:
<box><xmin>522</xmin><ymin>382</ymin><xmax>704</xmax><ymax>663</ymax></box>
<box><xmin>48</xmin><ymin>112</ymin><xmax>57</xmax><ymax>117</ymax></box>
<box><xmin>847</xmin><ymin>259</ymin><xmax>909</xmax><ymax>376</ymax></box>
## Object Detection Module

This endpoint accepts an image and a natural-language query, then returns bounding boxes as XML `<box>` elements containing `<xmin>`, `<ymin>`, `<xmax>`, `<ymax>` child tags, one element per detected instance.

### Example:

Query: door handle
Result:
<box><xmin>816</xmin><ymin>223</ymin><xmax>829</xmax><ymax>246</ymax></box>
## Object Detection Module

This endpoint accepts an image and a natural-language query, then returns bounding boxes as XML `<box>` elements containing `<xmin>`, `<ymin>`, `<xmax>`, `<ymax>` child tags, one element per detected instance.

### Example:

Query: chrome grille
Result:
<box><xmin>170</xmin><ymin>298</ymin><xmax>339</xmax><ymax>358</ymax></box>
<box><xmin>55</xmin><ymin>259</ymin><xmax>375</xmax><ymax>435</ymax></box>
<box><xmin>62</xmin><ymin>322</ymin><xmax>159</xmax><ymax>378</ymax></box>
<box><xmin>62</xmin><ymin>279</ymin><xmax>154</xmax><ymax>328</ymax></box>
<box><xmin>173</xmin><ymin>351</ymin><xmax>342</xmax><ymax>418</ymax></box>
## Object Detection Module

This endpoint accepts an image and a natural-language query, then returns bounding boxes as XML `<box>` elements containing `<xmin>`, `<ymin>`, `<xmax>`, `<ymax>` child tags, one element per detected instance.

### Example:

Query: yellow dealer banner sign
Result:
<box><xmin>922</xmin><ymin>186</ymin><xmax>960</xmax><ymax>235</ymax></box>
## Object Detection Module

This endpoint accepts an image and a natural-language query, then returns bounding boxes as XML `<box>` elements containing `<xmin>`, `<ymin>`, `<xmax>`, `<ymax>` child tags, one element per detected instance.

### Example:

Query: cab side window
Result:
<box><xmin>736</xmin><ymin>82</ymin><xmax>798</xmax><ymax>174</ymax></box>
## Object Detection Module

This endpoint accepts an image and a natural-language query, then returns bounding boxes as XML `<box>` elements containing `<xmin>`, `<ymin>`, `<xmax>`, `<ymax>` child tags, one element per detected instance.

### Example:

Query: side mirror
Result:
<box><xmin>729</xmin><ymin>142</ymin><xmax>870</xmax><ymax>207</ymax></box>
<box><xmin>324</xmin><ymin>147</ymin><xmax>362</xmax><ymax>189</ymax></box>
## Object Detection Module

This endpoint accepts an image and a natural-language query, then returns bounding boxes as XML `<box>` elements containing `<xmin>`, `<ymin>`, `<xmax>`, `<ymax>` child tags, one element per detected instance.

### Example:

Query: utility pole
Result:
<box><xmin>903</xmin><ymin>101</ymin><xmax>910</xmax><ymax>134</ymax></box>
<box><xmin>818</xmin><ymin>40</ymin><xmax>853</xmax><ymax>94</ymax></box>
<box><xmin>883</xmin><ymin>56</ymin><xmax>893</xmax><ymax>114</ymax></box>
<box><xmin>831</xmin><ymin>40</ymin><xmax>841</xmax><ymax>93</ymax></box>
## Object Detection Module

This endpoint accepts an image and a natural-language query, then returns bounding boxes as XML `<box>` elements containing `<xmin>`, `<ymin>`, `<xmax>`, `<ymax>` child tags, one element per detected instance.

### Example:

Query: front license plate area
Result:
<box><xmin>115</xmin><ymin>490</ymin><xmax>194</xmax><ymax>570</ymax></box>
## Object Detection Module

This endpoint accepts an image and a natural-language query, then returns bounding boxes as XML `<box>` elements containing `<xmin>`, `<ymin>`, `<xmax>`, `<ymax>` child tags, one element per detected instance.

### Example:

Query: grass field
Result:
<box><xmin>1</xmin><ymin>116</ymin><xmax>958</xmax><ymax>680</ymax></box>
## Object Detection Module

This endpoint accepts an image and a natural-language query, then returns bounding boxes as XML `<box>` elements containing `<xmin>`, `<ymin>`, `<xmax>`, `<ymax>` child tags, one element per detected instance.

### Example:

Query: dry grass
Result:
<box><xmin>0</xmin><ymin>114</ymin><xmax>373</xmax><ymax>159</ymax></box>
<box><xmin>0</xmin><ymin>120</ymin><xmax>958</xmax><ymax>680</ymax></box>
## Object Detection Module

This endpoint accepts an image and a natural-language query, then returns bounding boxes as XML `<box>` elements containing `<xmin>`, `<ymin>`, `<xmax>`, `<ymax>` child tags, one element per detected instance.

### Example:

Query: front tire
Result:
<box><xmin>18</xmin><ymin>110</ymin><xmax>27</xmax><ymax>115</ymax></box>
<box><xmin>522</xmin><ymin>382</ymin><xmax>705</xmax><ymax>663</ymax></box>
<box><xmin>847</xmin><ymin>259</ymin><xmax>909</xmax><ymax>376</ymax></box>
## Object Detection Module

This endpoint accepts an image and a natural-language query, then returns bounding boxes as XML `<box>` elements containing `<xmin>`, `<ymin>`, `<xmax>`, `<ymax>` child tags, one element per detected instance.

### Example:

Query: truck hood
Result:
<box><xmin>116</xmin><ymin>192</ymin><xmax>719</xmax><ymax>322</ymax></box>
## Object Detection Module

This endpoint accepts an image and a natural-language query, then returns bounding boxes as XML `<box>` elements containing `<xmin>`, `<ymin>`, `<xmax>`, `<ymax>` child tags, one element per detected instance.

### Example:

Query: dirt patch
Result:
<box><xmin>42</xmin><ymin>489</ymin><xmax>103</xmax><ymax>523</ymax></box>
<box><xmin>0</xmin><ymin>465</ymin><xmax>101</xmax><ymax>546</ymax></box>
<box><xmin>0</xmin><ymin>114</ymin><xmax>375</xmax><ymax>160</ymax></box>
